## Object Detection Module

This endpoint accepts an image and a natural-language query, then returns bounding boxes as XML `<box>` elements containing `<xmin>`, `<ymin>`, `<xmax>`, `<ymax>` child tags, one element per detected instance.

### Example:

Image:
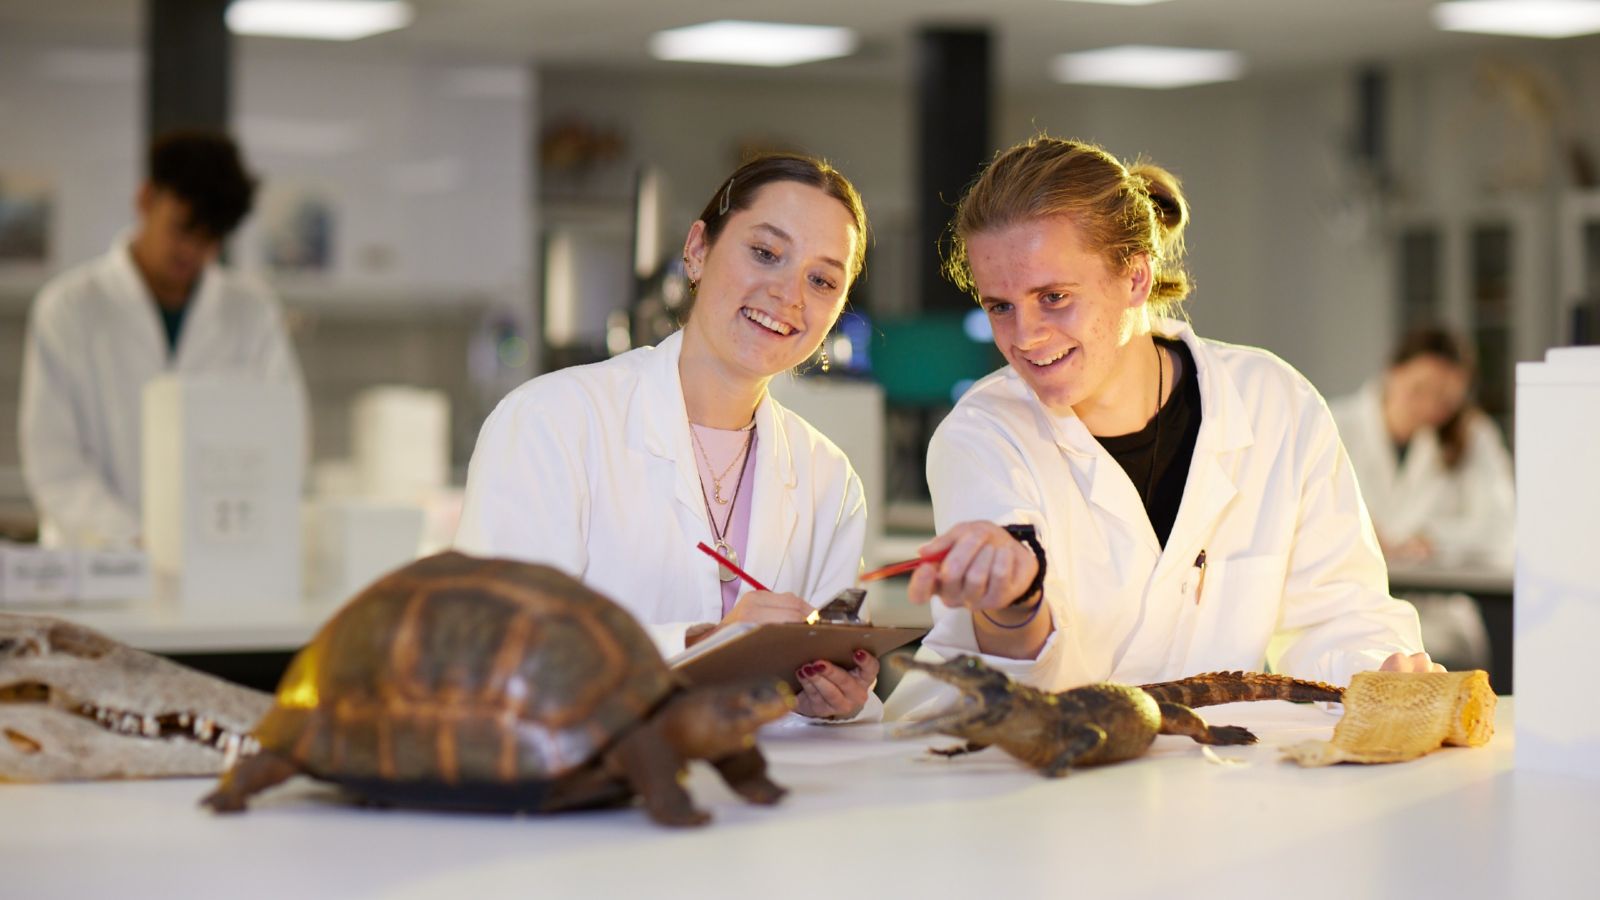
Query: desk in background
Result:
<box><xmin>5</xmin><ymin>701</ymin><xmax>1593</xmax><ymax>899</ymax></box>
<box><xmin>1388</xmin><ymin>561</ymin><xmax>1513</xmax><ymax>693</ymax></box>
<box><xmin>48</xmin><ymin>602</ymin><xmax>338</xmax><ymax>692</ymax></box>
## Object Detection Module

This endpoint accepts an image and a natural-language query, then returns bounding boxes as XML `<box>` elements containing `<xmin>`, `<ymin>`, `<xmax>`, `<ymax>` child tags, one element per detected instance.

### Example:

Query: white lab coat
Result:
<box><xmin>1329</xmin><ymin>380</ymin><xmax>1514</xmax><ymax>567</ymax></box>
<box><xmin>19</xmin><ymin>238</ymin><xmax>306</xmax><ymax>548</ymax></box>
<box><xmin>454</xmin><ymin>330</ymin><xmax>869</xmax><ymax>660</ymax></box>
<box><xmin>885</xmin><ymin>321</ymin><xmax>1424</xmax><ymax>720</ymax></box>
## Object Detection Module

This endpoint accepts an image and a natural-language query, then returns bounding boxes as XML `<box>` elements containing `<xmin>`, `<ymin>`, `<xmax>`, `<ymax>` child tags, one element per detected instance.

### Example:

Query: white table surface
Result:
<box><xmin>3</xmin><ymin>699</ymin><xmax>1593</xmax><ymax>899</ymax></box>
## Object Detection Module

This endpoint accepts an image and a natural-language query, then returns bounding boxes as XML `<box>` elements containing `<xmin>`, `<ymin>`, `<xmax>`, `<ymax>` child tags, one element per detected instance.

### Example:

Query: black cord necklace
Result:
<box><xmin>1145</xmin><ymin>339</ymin><xmax>1165</xmax><ymax>509</ymax></box>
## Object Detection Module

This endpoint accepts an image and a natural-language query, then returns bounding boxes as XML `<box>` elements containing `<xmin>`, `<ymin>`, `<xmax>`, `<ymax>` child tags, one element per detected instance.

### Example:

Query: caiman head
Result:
<box><xmin>0</xmin><ymin>613</ymin><xmax>273</xmax><ymax>781</ymax></box>
<box><xmin>888</xmin><ymin>654</ymin><xmax>1013</xmax><ymax>738</ymax></box>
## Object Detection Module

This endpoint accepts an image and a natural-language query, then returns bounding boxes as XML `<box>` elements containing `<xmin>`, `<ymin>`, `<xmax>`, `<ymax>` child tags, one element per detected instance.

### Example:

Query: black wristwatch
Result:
<box><xmin>1003</xmin><ymin>524</ymin><xmax>1047</xmax><ymax>607</ymax></box>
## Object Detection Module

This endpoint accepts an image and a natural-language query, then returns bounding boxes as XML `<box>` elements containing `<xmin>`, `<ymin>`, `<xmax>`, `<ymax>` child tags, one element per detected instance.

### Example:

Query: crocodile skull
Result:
<box><xmin>0</xmin><ymin>613</ymin><xmax>272</xmax><ymax>781</ymax></box>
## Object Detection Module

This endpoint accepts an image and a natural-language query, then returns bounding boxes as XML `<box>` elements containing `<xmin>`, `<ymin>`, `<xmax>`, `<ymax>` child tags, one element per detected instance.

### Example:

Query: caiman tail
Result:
<box><xmin>1138</xmin><ymin>671</ymin><xmax>1344</xmax><ymax>708</ymax></box>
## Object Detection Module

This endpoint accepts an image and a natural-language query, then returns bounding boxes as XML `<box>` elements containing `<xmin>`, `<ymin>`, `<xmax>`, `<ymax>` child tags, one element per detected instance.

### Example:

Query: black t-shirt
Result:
<box><xmin>1096</xmin><ymin>336</ymin><xmax>1202</xmax><ymax>548</ymax></box>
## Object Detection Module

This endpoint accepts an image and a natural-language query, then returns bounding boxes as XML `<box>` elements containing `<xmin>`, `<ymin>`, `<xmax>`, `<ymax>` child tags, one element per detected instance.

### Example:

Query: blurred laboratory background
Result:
<box><xmin>4</xmin><ymin>0</ymin><xmax>1600</xmax><ymax>691</ymax></box>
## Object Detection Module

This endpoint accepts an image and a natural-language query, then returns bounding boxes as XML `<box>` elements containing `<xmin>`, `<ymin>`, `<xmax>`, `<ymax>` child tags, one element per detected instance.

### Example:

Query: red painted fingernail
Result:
<box><xmin>795</xmin><ymin>668</ymin><xmax>807</xmax><ymax>680</ymax></box>
<box><xmin>853</xmin><ymin>650</ymin><xmax>867</xmax><ymax>661</ymax></box>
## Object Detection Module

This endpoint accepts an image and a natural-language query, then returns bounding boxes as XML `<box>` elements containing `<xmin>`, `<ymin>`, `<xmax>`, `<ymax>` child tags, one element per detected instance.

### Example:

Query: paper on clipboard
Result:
<box><xmin>668</xmin><ymin>621</ymin><xmax>927</xmax><ymax>692</ymax></box>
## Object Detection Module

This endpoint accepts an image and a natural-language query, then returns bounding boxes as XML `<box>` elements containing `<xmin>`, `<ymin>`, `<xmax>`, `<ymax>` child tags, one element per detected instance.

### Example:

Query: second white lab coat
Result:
<box><xmin>19</xmin><ymin>237</ymin><xmax>306</xmax><ymax>548</ymax></box>
<box><xmin>454</xmin><ymin>330</ymin><xmax>869</xmax><ymax>660</ymax></box>
<box><xmin>1329</xmin><ymin>380</ymin><xmax>1514</xmax><ymax>567</ymax></box>
<box><xmin>885</xmin><ymin>321</ymin><xmax>1423</xmax><ymax>720</ymax></box>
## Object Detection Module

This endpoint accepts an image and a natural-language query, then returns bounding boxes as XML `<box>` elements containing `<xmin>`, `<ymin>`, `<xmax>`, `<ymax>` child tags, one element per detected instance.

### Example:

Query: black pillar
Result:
<box><xmin>145</xmin><ymin>0</ymin><xmax>232</xmax><ymax>142</ymax></box>
<box><xmin>915</xmin><ymin>27</ymin><xmax>992</xmax><ymax>312</ymax></box>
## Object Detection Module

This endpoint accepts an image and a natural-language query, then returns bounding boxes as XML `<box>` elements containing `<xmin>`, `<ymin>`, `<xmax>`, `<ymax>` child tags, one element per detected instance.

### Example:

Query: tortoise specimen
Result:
<box><xmin>203</xmin><ymin>552</ymin><xmax>794</xmax><ymax>826</ymax></box>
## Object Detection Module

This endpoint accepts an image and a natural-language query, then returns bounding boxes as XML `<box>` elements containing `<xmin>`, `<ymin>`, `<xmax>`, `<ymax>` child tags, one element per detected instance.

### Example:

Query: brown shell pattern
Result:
<box><xmin>255</xmin><ymin>552</ymin><xmax>676</xmax><ymax>783</ymax></box>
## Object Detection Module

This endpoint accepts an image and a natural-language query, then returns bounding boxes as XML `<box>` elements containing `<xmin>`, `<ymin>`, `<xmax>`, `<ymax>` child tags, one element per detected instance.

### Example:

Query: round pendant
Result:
<box><xmin>715</xmin><ymin>541</ymin><xmax>739</xmax><ymax>583</ymax></box>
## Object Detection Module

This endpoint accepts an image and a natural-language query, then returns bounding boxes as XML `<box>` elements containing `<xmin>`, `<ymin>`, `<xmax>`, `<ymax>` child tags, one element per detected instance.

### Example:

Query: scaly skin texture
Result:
<box><xmin>894</xmin><ymin>657</ymin><xmax>1344</xmax><ymax>777</ymax></box>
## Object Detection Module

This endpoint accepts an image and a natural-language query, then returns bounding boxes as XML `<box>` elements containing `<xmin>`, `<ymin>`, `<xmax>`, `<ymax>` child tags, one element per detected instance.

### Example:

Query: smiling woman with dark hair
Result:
<box><xmin>456</xmin><ymin>154</ymin><xmax>880</xmax><ymax>721</ymax></box>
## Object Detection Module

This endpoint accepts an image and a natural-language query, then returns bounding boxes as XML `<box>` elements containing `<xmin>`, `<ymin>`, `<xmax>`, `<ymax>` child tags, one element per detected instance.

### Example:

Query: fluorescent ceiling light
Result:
<box><xmin>1433</xmin><ymin>1</ymin><xmax>1600</xmax><ymax>38</ymax></box>
<box><xmin>650</xmin><ymin>20</ymin><xmax>857</xmax><ymax>67</ymax></box>
<box><xmin>1052</xmin><ymin>45</ymin><xmax>1245</xmax><ymax>89</ymax></box>
<box><xmin>226</xmin><ymin>1</ymin><xmax>413</xmax><ymax>41</ymax></box>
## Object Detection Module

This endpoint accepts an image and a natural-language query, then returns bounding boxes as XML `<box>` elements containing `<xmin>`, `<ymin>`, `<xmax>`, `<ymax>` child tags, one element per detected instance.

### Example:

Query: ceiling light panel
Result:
<box><xmin>226</xmin><ymin>0</ymin><xmax>414</xmax><ymax>42</ymax></box>
<box><xmin>649</xmin><ymin>21</ymin><xmax>857</xmax><ymax>67</ymax></box>
<box><xmin>1051</xmin><ymin>45</ymin><xmax>1245</xmax><ymax>89</ymax></box>
<box><xmin>1433</xmin><ymin>1</ymin><xmax>1600</xmax><ymax>38</ymax></box>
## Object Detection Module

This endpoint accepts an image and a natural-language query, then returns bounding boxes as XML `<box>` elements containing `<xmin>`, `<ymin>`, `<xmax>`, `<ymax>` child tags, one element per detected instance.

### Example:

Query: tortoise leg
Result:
<box><xmin>929</xmin><ymin>741</ymin><xmax>990</xmax><ymax>758</ymax></box>
<box><xmin>608</xmin><ymin>725</ymin><xmax>709</xmax><ymax>827</ymax></box>
<box><xmin>1158</xmin><ymin>702</ymin><xmax>1257</xmax><ymax>746</ymax></box>
<box><xmin>1042</xmin><ymin>725</ymin><xmax>1107</xmax><ymax>778</ymax></box>
<box><xmin>712</xmin><ymin>747</ymin><xmax>786</xmax><ymax>806</ymax></box>
<box><xmin>200</xmin><ymin>751</ymin><xmax>299</xmax><ymax>813</ymax></box>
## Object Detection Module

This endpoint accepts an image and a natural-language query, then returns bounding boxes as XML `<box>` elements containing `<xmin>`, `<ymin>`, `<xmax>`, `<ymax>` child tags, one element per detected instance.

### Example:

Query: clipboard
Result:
<box><xmin>668</xmin><ymin>622</ymin><xmax>927</xmax><ymax>691</ymax></box>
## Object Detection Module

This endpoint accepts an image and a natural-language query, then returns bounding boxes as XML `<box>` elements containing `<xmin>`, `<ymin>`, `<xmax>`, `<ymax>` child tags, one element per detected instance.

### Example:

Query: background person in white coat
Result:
<box><xmin>18</xmin><ymin>130</ymin><xmax>305</xmax><ymax>548</ymax></box>
<box><xmin>1328</xmin><ymin>327</ymin><xmax>1510</xmax><ymax>671</ymax></box>
<box><xmin>456</xmin><ymin>155</ymin><xmax>878</xmax><ymax>720</ymax></box>
<box><xmin>1329</xmin><ymin>327</ymin><xmax>1514</xmax><ymax>568</ymax></box>
<box><xmin>885</xmin><ymin>137</ymin><xmax>1436</xmax><ymax>720</ymax></box>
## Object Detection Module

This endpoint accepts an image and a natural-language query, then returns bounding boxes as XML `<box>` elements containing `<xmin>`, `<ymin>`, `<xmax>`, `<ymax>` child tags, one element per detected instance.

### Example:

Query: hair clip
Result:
<box><xmin>719</xmin><ymin>177</ymin><xmax>735</xmax><ymax>216</ymax></box>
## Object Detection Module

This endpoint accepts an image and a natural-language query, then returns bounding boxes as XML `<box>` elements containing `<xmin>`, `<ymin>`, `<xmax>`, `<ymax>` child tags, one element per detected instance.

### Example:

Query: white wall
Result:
<box><xmin>0</xmin><ymin>36</ymin><xmax>538</xmax><ymax>478</ymax></box>
<box><xmin>542</xmin><ymin>42</ymin><xmax>1600</xmax><ymax>401</ymax></box>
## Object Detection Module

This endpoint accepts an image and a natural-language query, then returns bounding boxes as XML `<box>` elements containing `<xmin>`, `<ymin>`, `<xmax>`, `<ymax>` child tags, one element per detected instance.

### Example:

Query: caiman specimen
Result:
<box><xmin>892</xmin><ymin>655</ymin><xmax>1344</xmax><ymax>776</ymax></box>
<box><xmin>1</xmin><ymin>613</ymin><xmax>271</xmax><ymax>781</ymax></box>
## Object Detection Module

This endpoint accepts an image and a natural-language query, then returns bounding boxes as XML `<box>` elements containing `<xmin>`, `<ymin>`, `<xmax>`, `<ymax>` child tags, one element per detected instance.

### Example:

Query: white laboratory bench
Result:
<box><xmin>38</xmin><ymin>601</ymin><xmax>340</xmax><ymax>655</ymax></box>
<box><xmin>3</xmin><ymin>700</ymin><xmax>1592</xmax><ymax>899</ymax></box>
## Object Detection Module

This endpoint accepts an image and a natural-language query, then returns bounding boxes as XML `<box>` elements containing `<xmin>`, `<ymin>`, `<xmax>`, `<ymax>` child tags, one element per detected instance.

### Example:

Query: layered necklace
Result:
<box><xmin>690</xmin><ymin>423</ymin><xmax>755</xmax><ymax>582</ymax></box>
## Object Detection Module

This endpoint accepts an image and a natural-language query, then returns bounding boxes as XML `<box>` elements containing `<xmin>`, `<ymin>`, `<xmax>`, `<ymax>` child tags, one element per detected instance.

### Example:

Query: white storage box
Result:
<box><xmin>352</xmin><ymin>386</ymin><xmax>450</xmax><ymax>501</ymax></box>
<box><xmin>74</xmin><ymin>549</ymin><xmax>151</xmax><ymax>604</ymax></box>
<box><xmin>1515</xmin><ymin>346</ymin><xmax>1600</xmax><ymax>779</ymax></box>
<box><xmin>0</xmin><ymin>544</ymin><xmax>75</xmax><ymax>608</ymax></box>
<box><xmin>142</xmin><ymin>374</ymin><xmax>304</xmax><ymax>617</ymax></box>
<box><xmin>304</xmin><ymin>498</ymin><xmax>424</xmax><ymax>604</ymax></box>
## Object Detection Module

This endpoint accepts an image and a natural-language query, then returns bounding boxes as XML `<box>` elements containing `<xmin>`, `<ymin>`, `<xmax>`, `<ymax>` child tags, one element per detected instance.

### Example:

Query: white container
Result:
<box><xmin>1515</xmin><ymin>346</ymin><xmax>1600</xmax><ymax>780</ymax></box>
<box><xmin>0</xmin><ymin>544</ymin><xmax>75</xmax><ymax>608</ymax></box>
<box><xmin>143</xmin><ymin>374</ymin><xmax>304</xmax><ymax>617</ymax></box>
<box><xmin>304</xmin><ymin>498</ymin><xmax>424</xmax><ymax>604</ymax></box>
<box><xmin>74</xmin><ymin>549</ymin><xmax>152</xmax><ymax>604</ymax></box>
<box><xmin>352</xmin><ymin>386</ymin><xmax>450</xmax><ymax>501</ymax></box>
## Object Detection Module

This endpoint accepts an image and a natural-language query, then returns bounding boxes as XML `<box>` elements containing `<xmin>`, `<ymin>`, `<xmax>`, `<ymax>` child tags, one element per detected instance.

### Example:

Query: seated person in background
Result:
<box><xmin>1328</xmin><ymin>327</ymin><xmax>1514</xmax><ymax>568</ymax></box>
<box><xmin>455</xmin><ymin>154</ymin><xmax>879</xmax><ymax>721</ymax></box>
<box><xmin>1328</xmin><ymin>327</ymin><xmax>1511</xmax><ymax>670</ymax></box>
<box><xmin>19</xmin><ymin>129</ymin><xmax>306</xmax><ymax>548</ymax></box>
<box><xmin>885</xmin><ymin>137</ymin><xmax>1436</xmax><ymax>721</ymax></box>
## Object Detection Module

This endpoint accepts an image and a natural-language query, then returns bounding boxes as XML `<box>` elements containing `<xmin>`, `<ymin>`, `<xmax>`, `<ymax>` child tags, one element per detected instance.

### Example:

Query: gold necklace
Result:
<box><xmin>693</xmin><ymin>428</ymin><xmax>755</xmax><ymax>583</ymax></box>
<box><xmin>690</xmin><ymin>424</ymin><xmax>754</xmax><ymax>505</ymax></box>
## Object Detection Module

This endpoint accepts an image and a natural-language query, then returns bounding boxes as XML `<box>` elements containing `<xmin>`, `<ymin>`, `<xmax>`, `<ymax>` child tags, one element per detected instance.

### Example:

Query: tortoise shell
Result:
<box><xmin>254</xmin><ymin>552</ymin><xmax>676</xmax><ymax>788</ymax></box>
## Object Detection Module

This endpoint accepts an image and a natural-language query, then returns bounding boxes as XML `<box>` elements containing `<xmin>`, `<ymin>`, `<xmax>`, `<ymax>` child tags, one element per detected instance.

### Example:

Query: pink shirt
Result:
<box><xmin>689</xmin><ymin>422</ymin><xmax>758</xmax><ymax>616</ymax></box>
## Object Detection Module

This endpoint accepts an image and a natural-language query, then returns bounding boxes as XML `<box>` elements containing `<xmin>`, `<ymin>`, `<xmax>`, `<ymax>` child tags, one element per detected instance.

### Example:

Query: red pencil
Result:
<box><xmin>696</xmin><ymin>541</ymin><xmax>770</xmax><ymax>592</ymax></box>
<box><xmin>858</xmin><ymin>548</ymin><xmax>951</xmax><ymax>583</ymax></box>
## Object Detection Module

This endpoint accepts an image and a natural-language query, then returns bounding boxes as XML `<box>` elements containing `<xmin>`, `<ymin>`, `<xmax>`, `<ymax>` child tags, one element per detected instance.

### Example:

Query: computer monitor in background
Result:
<box><xmin>871</xmin><ymin>310</ymin><xmax>1005</xmax><ymax>408</ymax></box>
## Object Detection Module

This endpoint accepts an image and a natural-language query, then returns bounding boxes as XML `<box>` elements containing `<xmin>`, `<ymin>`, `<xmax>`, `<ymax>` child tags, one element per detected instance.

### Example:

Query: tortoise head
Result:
<box><xmin>666</xmin><ymin>679</ymin><xmax>795</xmax><ymax>761</ymax></box>
<box><xmin>712</xmin><ymin>679</ymin><xmax>797</xmax><ymax>730</ymax></box>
